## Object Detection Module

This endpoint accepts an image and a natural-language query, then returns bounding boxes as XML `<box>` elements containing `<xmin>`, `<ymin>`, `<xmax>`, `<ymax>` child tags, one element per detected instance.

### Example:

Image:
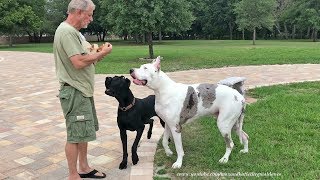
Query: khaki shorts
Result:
<box><xmin>58</xmin><ymin>85</ymin><xmax>99</xmax><ymax>143</ymax></box>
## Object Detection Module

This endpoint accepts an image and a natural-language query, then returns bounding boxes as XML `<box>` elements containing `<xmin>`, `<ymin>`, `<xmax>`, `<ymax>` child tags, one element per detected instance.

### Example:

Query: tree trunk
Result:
<box><xmin>9</xmin><ymin>34</ymin><xmax>13</xmax><ymax>47</ymax></box>
<box><xmin>275</xmin><ymin>22</ymin><xmax>281</xmax><ymax>38</ymax></box>
<box><xmin>27</xmin><ymin>31</ymin><xmax>33</xmax><ymax>42</ymax></box>
<box><xmin>134</xmin><ymin>33</ymin><xmax>139</xmax><ymax>43</ymax></box>
<box><xmin>306</xmin><ymin>27</ymin><xmax>310</xmax><ymax>39</ymax></box>
<box><xmin>292</xmin><ymin>25</ymin><xmax>296</xmax><ymax>39</ymax></box>
<box><xmin>141</xmin><ymin>33</ymin><xmax>145</xmax><ymax>44</ymax></box>
<box><xmin>159</xmin><ymin>27</ymin><xmax>162</xmax><ymax>42</ymax></box>
<box><xmin>97</xmin><ymin>32</ymin><xmax>101</xmax><ymax>42</ymax></box>
<box><xmin>284</xmin><ymin>23</ymin><xmax>288</xmax><ymax>39</ymax></box>
<box><xmin>147</xmin><ymin>32</ymin><xmax>154</xmax><ymax>59</ymax></box>
<box><xmin>253</xmin><ymin>28</ymin><xmax>256</xmax><ymax>45</ymax></box>
<box><xmin>102</xmin><ymin>30</ymin><xmax>107</xmax><ymax>41</ymax></box>
<box><xmin>229</xmin><ymin>22</ymin><xmax>233</xmax><ymax>40</ymax></box>
<box><xmin>242</xmin><ymin>29</ymin><xmax>245</xmax><ymax>40</ymax></box>
<box><xmin>32</xmin><ymin>32</ymin><xmax>41</xmax><ymax>43</ymax></box>
<box><xmin>313</xmin><ymin>28</ymin><xmax>317</xmax><ymax>42</ymax></box>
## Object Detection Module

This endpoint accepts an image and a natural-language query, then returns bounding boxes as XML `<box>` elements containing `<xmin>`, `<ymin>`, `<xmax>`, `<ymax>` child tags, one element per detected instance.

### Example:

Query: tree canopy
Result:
<box><xmin>100</xmin><ymin>0</ymin><xmax>194</xmax><ymax>58</ymax></box>
<box><xmin>234</xmin><ymin>0</ymin><xmax>276</xmax><ymax>44</ymax></box>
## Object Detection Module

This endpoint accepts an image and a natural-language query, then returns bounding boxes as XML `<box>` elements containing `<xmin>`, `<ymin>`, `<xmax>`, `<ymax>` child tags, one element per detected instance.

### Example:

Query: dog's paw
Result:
<box><xmin>119</xmin><ymin>161</ymin><xmax>127</xmax><ymax>169</ymax></box>
<box><xmin>240</xmin><ymin>149</ymin><xmax>248</xmax><ymax>153</ymax></box>
<box><xmin>165</xmin><ymin>149</ymin><xmax>173</xmax><ymax>156</ymax></box>
<box><xmin>172</xmin><ymin>161</ymin><xmax>182</xmax><ymax>169</ymax></box>
<box><xmin>132</xmin><ymin>154</ymin><xmax>139</xmax><ymax>165</ymax></box>
<box><xmin>218</xmin><ymin>157</ymin><xmax>229</xmax><ymax>164</ymax></box>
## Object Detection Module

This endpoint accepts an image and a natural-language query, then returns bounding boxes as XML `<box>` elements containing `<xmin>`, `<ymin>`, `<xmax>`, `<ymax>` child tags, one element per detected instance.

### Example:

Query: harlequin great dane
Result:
<box><xmin>129</xmin><ymin>56</ymin><xmax>249</xmax><ymax>168</ymax></box>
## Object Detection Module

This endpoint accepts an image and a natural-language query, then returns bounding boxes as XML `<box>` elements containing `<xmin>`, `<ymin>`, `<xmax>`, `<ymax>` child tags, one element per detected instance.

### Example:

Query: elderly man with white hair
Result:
<box><xmin>53</xmin><ymin>0</ymin><xmax>112</xmax><ymax>179</ymax></box>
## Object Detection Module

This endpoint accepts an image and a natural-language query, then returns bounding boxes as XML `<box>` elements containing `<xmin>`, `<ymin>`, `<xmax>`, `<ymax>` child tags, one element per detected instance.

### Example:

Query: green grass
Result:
<box><xmin>1</xmin><ymin>40</ymin><xmax>320</xmax><ymax>74</ymax></box>
<box><xmin>153</xmin><ymin>81</ymin><xmax>320</xmax><ymax>179</ymax></box>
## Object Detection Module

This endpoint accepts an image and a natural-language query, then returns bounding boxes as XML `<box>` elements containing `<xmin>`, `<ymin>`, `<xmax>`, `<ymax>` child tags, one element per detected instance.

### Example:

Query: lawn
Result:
<box><xmin>1</xmin><ymin>40</ymin><xmax>320</xmax><ymax>74</ymax></box>
<box><xmin>154</xmin><ymin>81</ymin><xmax>320</xmax><ymax>179</ymax></box>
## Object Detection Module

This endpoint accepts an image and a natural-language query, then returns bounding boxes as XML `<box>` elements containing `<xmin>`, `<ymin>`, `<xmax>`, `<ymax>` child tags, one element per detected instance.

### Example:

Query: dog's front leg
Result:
<box><xmin>170</xmin><ymin>126</ymin><xmax>184</xmax><ymax>168</ymax></box>
<box><xmin>162</xmin><ymin>125</ymin><xmax>173</xmax><ymax>156</ymax></box>
<box><xmin>119</xmin><ymin>129</ymin><xmax>128</xmax><ymax>169</ymax></box>
<box><xmin>132</xmin><ymin>126</ymin><xmax>144</xmax><ymax>165</ymax></box>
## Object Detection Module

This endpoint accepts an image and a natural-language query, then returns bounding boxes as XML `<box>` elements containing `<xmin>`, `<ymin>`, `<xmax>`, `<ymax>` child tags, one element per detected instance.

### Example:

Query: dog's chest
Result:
<box><xmin>154</xmin><ymin>87</ymin><xmax>187</xmax><ymax>121</ymax></box>
<box><xmin>117</xmin><ymin>111</ymin><xmax>144</xmax><ymax>131</ymax></box>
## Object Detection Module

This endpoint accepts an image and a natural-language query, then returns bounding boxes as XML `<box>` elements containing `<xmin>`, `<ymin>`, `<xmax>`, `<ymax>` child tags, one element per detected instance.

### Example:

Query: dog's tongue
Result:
<box><xmin>133</xmin><ymin>79</ymin><xmax>146</xmax><ymax>85</ymax></box>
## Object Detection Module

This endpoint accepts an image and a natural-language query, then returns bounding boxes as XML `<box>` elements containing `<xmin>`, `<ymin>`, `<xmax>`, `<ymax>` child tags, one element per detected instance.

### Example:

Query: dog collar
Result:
<box><xmin>119</xmin><ymin>98</ymin><xmax>136</xmax><ymax>111</ymax></box>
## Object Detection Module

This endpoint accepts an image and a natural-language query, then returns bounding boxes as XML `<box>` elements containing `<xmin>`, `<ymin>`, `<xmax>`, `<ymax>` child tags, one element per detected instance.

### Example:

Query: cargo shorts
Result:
<box><xmin>58</xmin><ymin>85</ymin><xmax>99</xmax><ymax>143</ymax></box>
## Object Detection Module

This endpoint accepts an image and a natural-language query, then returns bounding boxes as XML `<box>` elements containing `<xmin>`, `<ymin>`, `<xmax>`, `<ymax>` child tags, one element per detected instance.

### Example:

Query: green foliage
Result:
<box><xmin>99</xmin><ymin>0</ymin><xmax>194</xmax><ymax>58</ymax></box>
<box><xmin>0</xmin><ymin>0</ymin><xmax>42</xmax><ymax>34</ymax></box>
<box><xmin>201</xmin><ymin>0</ymin><xmax>239</xmax><ymax>38</ymax></box>
<box><xmin>295</xmin><ymin>0</ymin><xmax>320</xmax><ymax>29</ymax></box>
<box><xmin>44</xmin><ymin>0</ymin><xmax>69</xmax><ymax>35</ymax></box>
<box><xmin>234</xmin><ymin>0</ymin><xmax>276</xmax><ymax>31</ymax></box>
<box><xmin>100</xmin><ymin>0</ymin><xmax>194</xmax><ymax>35</ymax></box>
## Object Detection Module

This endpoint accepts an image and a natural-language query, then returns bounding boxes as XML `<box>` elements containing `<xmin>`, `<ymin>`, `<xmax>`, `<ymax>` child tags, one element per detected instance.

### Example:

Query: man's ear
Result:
<box><xmin>126</xmin><ymin>78</ymin><xmax>131</xmax><ymax>87</ymax></box>
<box><xmin>153</xmin><ymin>56</ymin><xmax>161</xmax><ymax>71</ymax></box>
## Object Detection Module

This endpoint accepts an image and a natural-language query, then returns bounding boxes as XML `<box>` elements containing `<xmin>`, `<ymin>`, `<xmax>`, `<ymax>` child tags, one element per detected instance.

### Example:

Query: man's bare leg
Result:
<box><xmin>65</xmin><ymin>142</ymin><xmax>81</xmax><ymax>180</ymax></box>
<box><xmin>78</xmin><ymin>142</ymin><xmax>105</xmax><ymax>177</ymax></box>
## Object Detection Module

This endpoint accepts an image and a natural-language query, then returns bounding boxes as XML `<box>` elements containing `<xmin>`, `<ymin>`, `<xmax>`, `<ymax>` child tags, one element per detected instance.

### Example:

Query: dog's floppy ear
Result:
<box><xmin>105</xmin><ymin>76</ymin><xmax>112</xmax><ymax>86</ymax></box>
<box><xmin>125</xmin><ymin>78</ymin><xmax>131</xmax><ymax>87</ymax></box>
<box><xmin>105</xmin><ymin>76</ymin><xmax>111</xmax><ymax>82</ymax></box>
<box><xmin>152</xmin><ymin>56</ymin><xmax>161</xmax><ymax>72</ymax></box>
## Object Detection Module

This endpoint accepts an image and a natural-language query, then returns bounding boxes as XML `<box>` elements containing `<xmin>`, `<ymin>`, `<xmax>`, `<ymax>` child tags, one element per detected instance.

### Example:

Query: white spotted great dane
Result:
<box><xmin>129</xmin><ymin>56</ymin><xmax>249</xmax><ymax>168</ymax></box>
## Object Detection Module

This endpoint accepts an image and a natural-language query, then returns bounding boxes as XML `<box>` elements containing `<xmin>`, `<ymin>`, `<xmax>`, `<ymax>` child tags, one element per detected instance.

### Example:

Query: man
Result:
<box><xmin>53</xmin><ymin>0</ymin><xmax>112</xmax><ymax>179</ymax></box>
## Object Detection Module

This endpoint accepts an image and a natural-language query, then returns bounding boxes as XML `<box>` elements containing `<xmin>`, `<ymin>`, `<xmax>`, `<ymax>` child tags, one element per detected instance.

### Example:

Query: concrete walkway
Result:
<box><xmin>0</xmin><ymin>51</ymin><xmax>320</xmax><ymax>180</ymax></box>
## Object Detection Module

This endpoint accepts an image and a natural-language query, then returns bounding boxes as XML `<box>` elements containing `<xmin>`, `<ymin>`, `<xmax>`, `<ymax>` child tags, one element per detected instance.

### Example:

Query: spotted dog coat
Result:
<box><xmin>130</xmin><ymin>56</ymin><xmax>249</xmax><ymax>168</ymax></box>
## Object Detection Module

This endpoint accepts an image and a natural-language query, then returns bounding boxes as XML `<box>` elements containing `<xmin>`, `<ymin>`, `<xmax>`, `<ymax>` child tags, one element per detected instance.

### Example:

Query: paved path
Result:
<box><xmin>0</xmin><ymin>51</ymin><xmax>320</xmax><ymax>180</ymax></box>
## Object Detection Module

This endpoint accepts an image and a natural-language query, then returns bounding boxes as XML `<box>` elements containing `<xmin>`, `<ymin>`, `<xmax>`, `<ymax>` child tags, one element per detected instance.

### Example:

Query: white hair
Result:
<box><xmin>67</xmin><ymin>0</ymin><xmax>95</xmax><ymax>14</ymax></box>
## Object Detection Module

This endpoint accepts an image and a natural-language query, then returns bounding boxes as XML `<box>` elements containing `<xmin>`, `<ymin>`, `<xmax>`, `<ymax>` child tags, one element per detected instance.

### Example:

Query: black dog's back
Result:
<box><xmin>139</xmin><ymin>95</ymin><xmax>157</xmax><ymax>119</ymax></box>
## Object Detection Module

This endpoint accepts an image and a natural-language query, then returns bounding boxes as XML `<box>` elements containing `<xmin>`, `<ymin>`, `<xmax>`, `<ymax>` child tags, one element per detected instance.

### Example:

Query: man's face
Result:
<box><xmin>79</xmin><ymin>7</ymin><xmax>94</xmax><ymax>28</ymax></box>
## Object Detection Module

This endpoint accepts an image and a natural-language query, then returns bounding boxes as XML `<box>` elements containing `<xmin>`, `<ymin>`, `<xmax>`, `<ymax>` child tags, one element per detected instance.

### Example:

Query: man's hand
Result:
<box><xmin>100</xmin><ymin>42</ymin><xmax>112</xmax><ymax>56</ymax></box>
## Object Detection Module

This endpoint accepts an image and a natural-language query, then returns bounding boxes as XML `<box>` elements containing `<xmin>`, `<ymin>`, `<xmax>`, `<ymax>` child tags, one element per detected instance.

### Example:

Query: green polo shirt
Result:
<box><xmin>53</xmin><ymin>22</ymin><xmax>95</xmax><ymax>97</ymax></box>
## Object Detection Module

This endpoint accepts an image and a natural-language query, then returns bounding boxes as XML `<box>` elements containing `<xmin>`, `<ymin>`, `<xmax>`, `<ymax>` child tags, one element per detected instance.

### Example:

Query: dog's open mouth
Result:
<box><xmin>132</xmin><ymin>79</ymin><xmax>147</xmax><ymax>86</ymax></box>
<box><xmin>105</xmin><ymin>88</ymin><xmax>115</xmax><ymax>97</ymax></box>
<box><xmin>130</xmin><ymin>74</ymin><xmax>147</xmax><ymax>86</ymax></box>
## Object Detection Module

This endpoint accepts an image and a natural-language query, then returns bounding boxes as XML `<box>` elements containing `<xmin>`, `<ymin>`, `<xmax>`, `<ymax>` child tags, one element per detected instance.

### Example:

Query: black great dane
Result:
<box><xmin>105</xmin><ymin>76</ymin><xmax>165</xmax><ymax>169</ymax></box>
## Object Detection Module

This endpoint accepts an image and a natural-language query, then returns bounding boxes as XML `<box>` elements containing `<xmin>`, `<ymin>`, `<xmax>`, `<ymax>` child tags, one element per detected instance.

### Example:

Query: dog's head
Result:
<box><xmin>129</xmin><ymin>56</ymin><xmax>161</xmax><ymax>89</ymax></box>
<box><xmin>105</xmin><ymin>76</ymin><xmax>131</xmax><ymax>98</ymax></box>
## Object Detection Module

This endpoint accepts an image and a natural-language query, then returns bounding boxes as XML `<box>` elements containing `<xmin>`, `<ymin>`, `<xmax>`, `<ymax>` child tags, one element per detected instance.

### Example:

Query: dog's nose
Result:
<box><xmin>129</xmin><ymin>69</ymin><xmax>134</xmax><ymax>74</ymax></box>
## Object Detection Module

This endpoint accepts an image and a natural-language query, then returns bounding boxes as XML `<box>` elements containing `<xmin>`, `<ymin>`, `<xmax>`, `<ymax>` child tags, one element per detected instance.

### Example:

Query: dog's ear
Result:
<box><xmin>153</xmin><ymin>56</ymin><xmax>161</xmax><ymax>72</ymax></box>
<box><xmin>125</xmin><ymin>78</ymin><xmax>131</xmax><ymax>87</ymax></box>
<box><xmin>105</xmin><ymin>77</ymin><xmax>112</xmax><ymax>85</ymax></box>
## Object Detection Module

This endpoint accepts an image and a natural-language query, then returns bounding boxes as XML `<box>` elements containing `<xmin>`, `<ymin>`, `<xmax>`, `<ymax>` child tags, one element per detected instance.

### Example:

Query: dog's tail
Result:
<box><xmin>218</xmin><ymin>77</ymin><xmax>246</xmax><ymax>97</ymax></box>
<box><xmin>237</xmin><ymin>101</ymin><xmax>246</xmax><ymax>144</ymax></box>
